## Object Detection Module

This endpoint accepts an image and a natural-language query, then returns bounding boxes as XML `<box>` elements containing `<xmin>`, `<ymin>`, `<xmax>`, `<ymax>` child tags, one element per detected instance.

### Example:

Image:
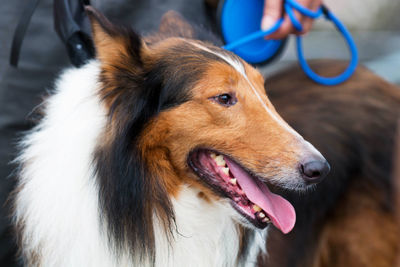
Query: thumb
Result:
<box><xmin>261</xmin><ymin>0</ymin><xmax>283</xmax><ymax>30</ymax></box>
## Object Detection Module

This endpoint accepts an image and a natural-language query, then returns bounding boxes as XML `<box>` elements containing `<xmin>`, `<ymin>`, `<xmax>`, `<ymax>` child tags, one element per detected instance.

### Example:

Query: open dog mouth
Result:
<box><xmin>188</xmin><ymin>149</ymin><xmax>296</xmax><ymax>234</ymax></box>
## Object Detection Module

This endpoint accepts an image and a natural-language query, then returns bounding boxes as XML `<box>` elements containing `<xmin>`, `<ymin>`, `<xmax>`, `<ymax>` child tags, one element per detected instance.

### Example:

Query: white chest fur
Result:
<box><xmin>154</xmin><ymin>186</ymin><xmax>240</xmax><ymax>267</ymax></box>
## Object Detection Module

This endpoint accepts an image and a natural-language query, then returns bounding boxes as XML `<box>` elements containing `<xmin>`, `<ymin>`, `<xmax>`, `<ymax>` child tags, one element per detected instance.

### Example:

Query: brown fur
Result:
<box><xmin>139</xmin><ymin>58</ymin><xmax>310</xmax><ymax>201</ymax></box>
<box><xmin>262</xmin><ymin>61</ymin><xmax>400</xmax><ymax>267</ymax></box>
<box><xmin>393</xmin><ymin>123</ymin><xmax>400</xmax><ymax>267</ymax></box>
<box><xmin>146</xmin><ymin>11</ymin><xmax>196</xmax><ymax>43</ymax></box>
<box><xmin>312</xmin><ymin>181</ymin><xmax>399</xmax><ymax>267</ymax></box>
<box><xmin>87</xmin><ymin>7</ymin><xmax>148</xmax><ymax>110</ymax></box>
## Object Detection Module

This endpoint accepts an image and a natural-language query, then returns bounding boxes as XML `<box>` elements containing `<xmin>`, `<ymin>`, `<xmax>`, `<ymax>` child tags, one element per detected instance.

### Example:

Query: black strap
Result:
<box><xmin>9</xmin><ymin>0</ymin><xmax>95</xmax><ymax>68</ymax></box>
<box><xmin>9</xmin><ymin>0</ymin><xmax>40</xmax><ymax>67</ymax></box>
<box><xmin>54</xmin><ymin>0</ymin><xmax>94</xmax><ymax>67</ymax></box>
<box><xmin>320</xmin><ymin>4</ymin><xmax>330</xmax><ymax>16</ymax></box>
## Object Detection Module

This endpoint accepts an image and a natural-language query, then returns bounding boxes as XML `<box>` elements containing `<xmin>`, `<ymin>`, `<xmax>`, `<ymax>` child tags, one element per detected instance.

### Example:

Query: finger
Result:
<box><xmin>261</xmin><ymin>0</ymin><xmax>284</xmax><ymax>31</ymax></box>
<box><xmin>266</xmin><ymin>14</ymin><xmax>295</xmax><ymax>40</ymax></box>
<box><xmin>296</xmin><ymin>0</ymin><xmax>321</xmax><ymax>35</ymax></box>
<box><xmin>267</xmin><ymin>6</ymin><xmax>310</xmax><ymax>40</ymax></box>
<box><xmin>267</xmin><ymin>0</ymin><xmax>322</xmax><ymax>39</ymax></box>
<box><xmin>300</xmin><ymin>17</ymin><xmax>313</xmax><ymax>35</ymax></box>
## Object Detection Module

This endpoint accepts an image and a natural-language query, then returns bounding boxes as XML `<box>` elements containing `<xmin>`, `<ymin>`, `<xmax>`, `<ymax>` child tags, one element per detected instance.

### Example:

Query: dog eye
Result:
<box><xmin>211</xmin><ymin>93</ymin><xmax>237</xmax><ymax>107</ymax></box>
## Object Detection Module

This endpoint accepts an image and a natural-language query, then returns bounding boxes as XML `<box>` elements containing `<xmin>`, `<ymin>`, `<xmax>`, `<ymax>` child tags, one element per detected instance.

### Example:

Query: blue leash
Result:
<box><xmin>222</xmin><ymin>0</ymin><xmax>358</xmax><ymax>86</ymax></box>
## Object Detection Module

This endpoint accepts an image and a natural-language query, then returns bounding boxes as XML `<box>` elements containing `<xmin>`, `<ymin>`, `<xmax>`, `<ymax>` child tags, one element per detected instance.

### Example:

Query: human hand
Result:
<box><xmin>261</xmin><ymin>0</ymin><xmax>322</xmax><ymax>39</ymax></box>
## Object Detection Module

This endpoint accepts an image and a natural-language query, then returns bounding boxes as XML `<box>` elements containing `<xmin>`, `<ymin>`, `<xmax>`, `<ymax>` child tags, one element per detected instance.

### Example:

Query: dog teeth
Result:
<box><xmin>210</xmin><ymin>152</ymin><xmax>217</xmax><ymax>159</ymax></box>
<box><xmin>253</xmin><ymin>204</ymin><xmax>261</xmax><ymax>212</ymax></box>
<box><xmin>233</xmin><ymin>196</ymin><xmax>241</xmax><ymax>202</ymax></box>
<box><xmin>262</xmin><ymin>217</ymin><xmax>270</xmax><ymax>223</ymax></box>
<box><xmin>222</xmin><ymin>167</ymin><xmax>230</xmax><ymax>176</ymax></box>
<box><xmin>229</xmin><ymin>178</ymin><xmax>237</xmax><ymax>185</ymax></box>
<box><xmin>214</xmin><ymin>155</ymin><xmax>226</xmax><ymax>166</ymax></box>
<box><xmin>258</xmin><ymin>212</ymin><xmax>266</xmax><ymax>219</ymax></box>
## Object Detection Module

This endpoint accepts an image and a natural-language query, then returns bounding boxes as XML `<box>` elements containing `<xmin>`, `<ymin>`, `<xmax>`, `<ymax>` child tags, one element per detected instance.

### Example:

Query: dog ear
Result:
<box><xmin>85</xmin><ymin>6</ymin><xmax>146</xmax><ymax>66</ymax></box>
<box><xmin>156</xmin><ymin>10</ymin><xmax>223</xmax><ymax>46</ymax></box>
<box><xmin>158</xmin><ymin>10</ymin><xmax>195</xmax><ymax>39</ymax></box>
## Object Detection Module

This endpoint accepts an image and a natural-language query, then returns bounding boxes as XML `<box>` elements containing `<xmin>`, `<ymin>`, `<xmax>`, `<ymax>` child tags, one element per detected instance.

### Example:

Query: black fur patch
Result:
<box><xmin>92</xmin><ymin>25</ymin><xmax>229</xmax><ymax>264</ymax></box>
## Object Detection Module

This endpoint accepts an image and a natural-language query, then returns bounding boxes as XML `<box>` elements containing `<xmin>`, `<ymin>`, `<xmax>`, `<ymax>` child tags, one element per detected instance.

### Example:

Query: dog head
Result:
<box><xmin>87</xmin><ymin>7</ymin><xmax>329</xmax><ymax>260</ymax></box>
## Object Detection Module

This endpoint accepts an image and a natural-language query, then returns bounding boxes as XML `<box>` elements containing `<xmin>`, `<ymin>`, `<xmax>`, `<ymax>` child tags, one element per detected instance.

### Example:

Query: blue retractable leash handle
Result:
<box><xmin>221</xmin><ymin>0</ymin><xmax>358</xmax><ymax>86</ymax></box>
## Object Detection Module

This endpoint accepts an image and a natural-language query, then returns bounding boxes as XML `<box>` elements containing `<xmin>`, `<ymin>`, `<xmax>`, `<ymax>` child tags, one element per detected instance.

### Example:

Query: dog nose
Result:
<box><xmin>300</xmin><ymin>159</ymin><xmax>330</xmax><ymax>184</ymax></box>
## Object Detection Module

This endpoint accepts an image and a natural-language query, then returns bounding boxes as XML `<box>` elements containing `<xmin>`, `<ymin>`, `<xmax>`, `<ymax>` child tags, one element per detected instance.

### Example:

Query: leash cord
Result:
<box><xmin>222</xmin><ymin>0</ymin><xmax>358</xmax><ymax>86</ymax></box>
<box><xmin>9</xmin><ymin>0</ymin><xmax>40</xmax><ymax>67</ymax></box>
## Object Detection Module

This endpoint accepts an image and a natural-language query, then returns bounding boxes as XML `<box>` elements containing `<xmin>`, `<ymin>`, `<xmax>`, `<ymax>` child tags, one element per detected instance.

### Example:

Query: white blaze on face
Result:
<box><xmin>187</xmin><ymin>40</ymin><xmax>301</xmax><ymax>138</ymax></box>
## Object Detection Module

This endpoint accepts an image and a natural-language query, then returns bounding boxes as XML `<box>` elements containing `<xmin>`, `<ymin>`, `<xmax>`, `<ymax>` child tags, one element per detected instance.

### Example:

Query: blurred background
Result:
<box><xmin>0</xmin><ymin>0</ymin><xmax>399</xmax><ymax>266</ymax></box>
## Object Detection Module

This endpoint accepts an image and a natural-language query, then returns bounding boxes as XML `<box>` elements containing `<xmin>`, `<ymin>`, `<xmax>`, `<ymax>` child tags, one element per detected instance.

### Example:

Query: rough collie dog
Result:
<box><xmin>12</xmin><ymin>7</ymin><xmax>330</xmax><ymax>267</ymax></box>
<box><xmin>262</xmin><ymin>62</ymin><xmax>400</xmax><ymax>267</ymax></box>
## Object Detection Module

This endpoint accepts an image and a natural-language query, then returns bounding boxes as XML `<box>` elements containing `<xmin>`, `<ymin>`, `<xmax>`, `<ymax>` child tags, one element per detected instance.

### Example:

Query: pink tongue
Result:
<box><xmin>225</xmin><ymin>158</ymin><xmax>296</xmax><ymax>234</ymax></box>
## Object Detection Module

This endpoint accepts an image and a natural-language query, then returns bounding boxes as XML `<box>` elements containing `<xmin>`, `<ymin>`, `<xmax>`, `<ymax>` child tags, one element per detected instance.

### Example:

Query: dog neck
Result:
<box><xmin>155</xmin><ymin>185</ymin><xmax>238</xmax><ymax>266</ymax></box>
<box><xmin>153</xmin><ymin>184</ymin><xmax>267</xmax><ymax>267</ymax></box>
